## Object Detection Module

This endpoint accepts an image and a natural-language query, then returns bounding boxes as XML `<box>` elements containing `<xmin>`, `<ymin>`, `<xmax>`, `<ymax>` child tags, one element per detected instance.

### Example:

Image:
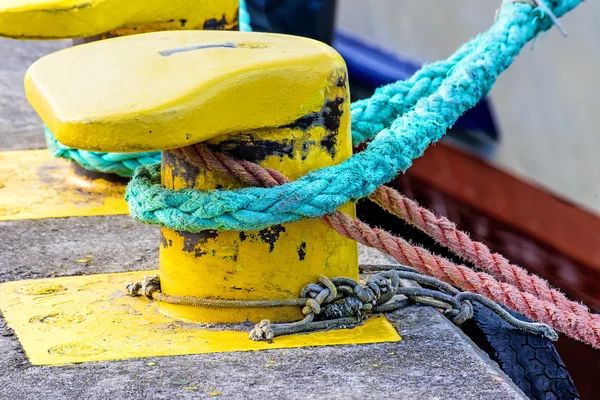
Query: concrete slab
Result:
<box><xmin>0</xmin><ymin>215</ymin><xmax>158</xmax><ymax>283</ymax></box>
<box><xmin>0</xmin><ymin>39</ymin><xmax>70</xmax><ymax>151</ymax></box>
<box><xmin>0</xmin><ymin>306</ymin><xmax>526</xmax><ymax>400</ymax></box>
<box><xmin>0</xmin><ymin>215</ymin><xmax>526</xmax><ymax>399</ymax></box>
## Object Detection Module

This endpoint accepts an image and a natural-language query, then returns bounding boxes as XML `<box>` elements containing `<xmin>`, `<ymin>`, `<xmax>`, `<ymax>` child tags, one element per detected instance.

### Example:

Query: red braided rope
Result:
<box><xmin>171</xmin><ymin>144</ymin><xmax>600</xmax><ymax>349</ymax></box>
<box><xmin>370</xmin><ymin>186</ymin><xmax>593</xmax><ymax>320</ymax></box>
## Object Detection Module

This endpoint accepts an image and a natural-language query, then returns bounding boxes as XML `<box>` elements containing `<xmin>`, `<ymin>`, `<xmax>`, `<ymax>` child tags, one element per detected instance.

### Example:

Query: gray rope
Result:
<box><xmin>126</xmin><ymin>265</ymin><xmax>557</xmax><ymax>342</ymax></box>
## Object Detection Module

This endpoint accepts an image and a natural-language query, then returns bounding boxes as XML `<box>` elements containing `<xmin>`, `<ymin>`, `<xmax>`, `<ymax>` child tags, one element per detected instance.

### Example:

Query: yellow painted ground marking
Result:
<box><xmin>0</xmin><ymin>149</ymin><xmax>128</xmax><ymax>221</ymax></box>
<box><xmin>0</xmin><ymin>271</ymin><xmax>401</xmax><ymax>365</ymax></box>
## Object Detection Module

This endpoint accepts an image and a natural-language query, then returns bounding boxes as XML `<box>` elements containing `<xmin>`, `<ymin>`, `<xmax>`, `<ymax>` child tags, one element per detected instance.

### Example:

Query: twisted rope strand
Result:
<box><xmin>322</xmin><ymin>212</ymin><xmax>600</xmax><ymax>348</ymax></box>
<box><xmin>369</xmin><ymin>186</ymin><xmax>592</xmax><ymax>320</ymax></box>
<box><xmin>172</xmin><ymin>143</ymin><xmax>600</xmax><ymax>349</ymax></box>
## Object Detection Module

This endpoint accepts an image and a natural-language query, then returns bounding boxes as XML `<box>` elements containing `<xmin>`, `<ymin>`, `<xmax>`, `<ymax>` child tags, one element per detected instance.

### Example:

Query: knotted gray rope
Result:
<box><xmin>127</xmin><ymin>264</ymin><xmax>557</xmax><ymax>342</ymax></box>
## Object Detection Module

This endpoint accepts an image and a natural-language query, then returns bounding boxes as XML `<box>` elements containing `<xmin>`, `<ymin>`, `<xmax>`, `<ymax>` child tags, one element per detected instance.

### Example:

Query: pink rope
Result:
<box><xmin>170</xmin><ymin>144</ymin><xmax>600</xmax><ymax>349</ymax></box>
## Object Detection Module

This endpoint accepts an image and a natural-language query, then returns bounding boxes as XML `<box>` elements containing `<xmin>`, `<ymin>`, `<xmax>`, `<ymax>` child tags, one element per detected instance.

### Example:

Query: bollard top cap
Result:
<box><xmin>25</xmin><ymin>31</ymin><xmax>347</xmax><ymax>152</ymax></box>
<box><xmin>0</xmin><ymin>0</ymin><xmax>238</xmax><ymax>39</ymax></box>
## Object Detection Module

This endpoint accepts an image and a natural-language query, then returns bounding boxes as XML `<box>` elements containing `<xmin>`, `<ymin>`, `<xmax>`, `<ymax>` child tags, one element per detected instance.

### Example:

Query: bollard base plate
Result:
<box><xmin>0</xmin><ymin>270</ymin><xmax>401</xmax><ymax>366</ymax></box>
<box><xmin>0</xmin><ymin>149</ymin><xmax>128</xmax><ymax>221</ymax></box>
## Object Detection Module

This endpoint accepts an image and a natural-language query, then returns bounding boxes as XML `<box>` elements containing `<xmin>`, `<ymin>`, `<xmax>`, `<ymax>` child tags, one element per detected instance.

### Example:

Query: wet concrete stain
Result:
<box><xmin>181</xmin><ymin>230</ymin><xmax>219</xmax><ymax>257</ymax></box>
<box><xmin>257</xmin><ymin>225</ymin><xmax>286</xmax><ymax>252</ymax></box>
<box><xmin>297</xmin><ymin>241</ymin><xmax>307</xmax><ymax>261</ymax></box>
<box><xmin>70</xmin><ymin>162</ymin><xmax>129</xmax><ymax>184</ymax></box>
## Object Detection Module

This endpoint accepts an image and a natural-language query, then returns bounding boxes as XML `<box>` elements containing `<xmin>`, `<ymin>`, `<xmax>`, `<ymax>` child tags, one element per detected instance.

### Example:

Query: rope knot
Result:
<box><xmin>302</xmin><ymin>298</ymin><xmax>321</xmax><ymax>316</ymax></box>
<box><xmin>126</xmin><ymin>274</ymin><xmax>161</xmax><ymax>299</ymax></box>
<box><xmin>248</xmin><ymin>319</ymin><xmax>275</xmax><ymax>342</ymax></box>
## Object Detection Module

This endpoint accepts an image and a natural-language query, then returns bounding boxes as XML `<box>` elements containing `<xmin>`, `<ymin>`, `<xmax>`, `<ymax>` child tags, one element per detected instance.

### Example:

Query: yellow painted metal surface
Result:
<box><xmin>0</xmin><ymin>271</ymin><xmax>401</xmax><ymax>365</ymax></box>
<box><xmin>25</xmin><ymin>31</ymin><xmax>348</xmax><ymax>152</ymax></box>
<box><xmin>158</xmin><ymin>39</ymin><xmax>356</xmax><ymax>323</ymax></box>
<box><xmin>0</xmin><ymin>149</ymin><xmax>127</xmax><ymax>221</ymax></box>
<box><xmin>25</xmin><ymin>29</ymin><xmax>358</xmax><ymax>322</ymax></box>
<box><xmin>0</xmin><ymin>0</ymin><xmax>239</xmax><ymax>39</ymax></box>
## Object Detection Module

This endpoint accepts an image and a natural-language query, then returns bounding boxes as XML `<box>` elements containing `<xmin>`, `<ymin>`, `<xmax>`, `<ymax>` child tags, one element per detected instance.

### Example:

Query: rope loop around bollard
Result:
<box><xmin>124</xmin><ymin>0</ymin><xmax>583</xmax><ymax>233</ymax></box>
<box><xmin>126</xmin><ymin>264</ymin><xmax>557</xmax><ymax>342</ymax></box>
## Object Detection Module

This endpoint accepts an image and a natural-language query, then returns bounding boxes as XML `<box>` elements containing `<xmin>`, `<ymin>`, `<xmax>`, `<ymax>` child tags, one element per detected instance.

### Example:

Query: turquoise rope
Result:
<box><xmin>239</xmin><ymin>0</ymin><xmax>252</xmax><ymax>32</ymax></box>
<box><xmin>45</xmin><ymin>126</ymin><xmax>161</xmax><ymax>177</ymax></box>
<box><xmin>126</xmin><ymin>1</ymin><xmax>582</xmax><ymax>232</ymax></box>
<box><xmin>43</xmin><ymin>0</ymin><xmax>253</xmax><ymax>177</ymax></box>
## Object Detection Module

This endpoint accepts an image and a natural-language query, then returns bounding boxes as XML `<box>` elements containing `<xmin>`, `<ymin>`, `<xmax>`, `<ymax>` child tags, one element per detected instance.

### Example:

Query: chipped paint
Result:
<box><xmin>203</xmin><ymin>13</ymin><xmax>231</xmax><ymax>30</ymax></box>
<box><xmin>257</xmin><ymin>225</ymin><xmax>286</xmax><ymax>252</ymax></box>
<box><xmin>297</xmin><ymin>242</ymin><xmax>307</xmax><ymax>261</ymax></box>
<box><xmin>181</xmin><ymin>230</ymin><xmax>220</xmax><ymax>257</ymax></box>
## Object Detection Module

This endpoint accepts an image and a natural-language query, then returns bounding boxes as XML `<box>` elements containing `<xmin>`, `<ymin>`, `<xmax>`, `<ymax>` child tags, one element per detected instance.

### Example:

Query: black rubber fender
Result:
<box><xmin>461</xmin><ymin>302</ymin><xmax>580</xmax><ymax>400</ymax></box>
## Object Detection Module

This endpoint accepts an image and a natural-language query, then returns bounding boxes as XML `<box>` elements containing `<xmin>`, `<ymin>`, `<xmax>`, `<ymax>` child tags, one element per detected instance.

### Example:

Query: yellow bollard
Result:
<box><xmin>0</xmin><ymin>31</ymin><xmax>400</xmax><ymax>365</ymax></box>
<box><xmin>159</xmin><ymin>97</ymin><xmax>358</xmax><ymax>323</ymax></box>
<box><xmin>0</xmin><ymin>0</ymin><xmax>239</xmax><ymax>221</ymax></box>
<box><xmin>27</xmin><ymin>31</ymin><xmax>359</xmax><ymax>323</ymax></box>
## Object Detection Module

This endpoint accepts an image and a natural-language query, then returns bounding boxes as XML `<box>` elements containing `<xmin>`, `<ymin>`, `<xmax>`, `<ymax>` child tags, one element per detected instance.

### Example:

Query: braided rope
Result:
<box><xmin>350</xmin><ymin>40</ymin><xmax>477</xmax><ymax>145</ymax></box>
<box><xmin>44</xmin><ymin>126</ymin><xmax>161</xmax><ymax>177</ymax></box>
<box><xmin>126</xmin><ymin>1</ymin><xmax>582</xmax><ymax>232</ymax></box>
<box><xmin>167</xmin><ymin>143</ymin><xmax>600</xmax><ymax>348</ymax></box>
<box><xmin>323</xmin><ymin>212</ymin><xmax>600</xmax><ymax>348</ymax></box>
<box><xmin>127</xmin><ymin>268</ymin><xmax>556</xmax><ymax>341</ymax></box>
